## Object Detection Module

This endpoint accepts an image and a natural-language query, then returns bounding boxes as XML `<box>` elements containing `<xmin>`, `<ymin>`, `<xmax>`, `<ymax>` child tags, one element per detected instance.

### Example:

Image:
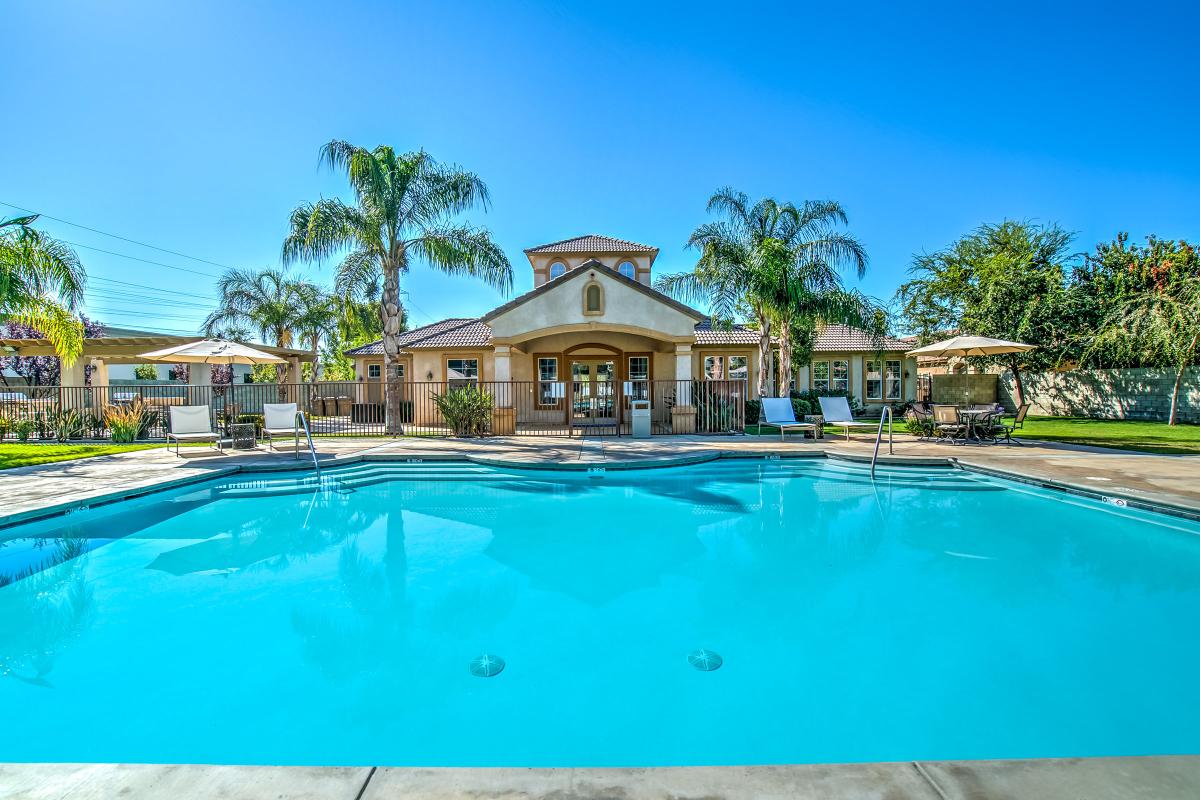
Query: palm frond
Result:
<box><xmin>409</xmin><ymin>225</ymin><xmax>512</xmax><ymax>294</ymax></box>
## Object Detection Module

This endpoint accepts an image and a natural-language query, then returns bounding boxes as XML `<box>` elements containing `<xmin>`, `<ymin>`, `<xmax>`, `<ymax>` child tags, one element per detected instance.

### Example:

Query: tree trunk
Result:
<box><xmin>1009</xmin><ymin>354</ymin><xmax>1025</xmax><ymax>408</ymax></box>
<box><xmin>777</xmin><ymin>319</ymin><xmax>793</xmax><ymax>398</ymax></box>
<box><xmin>381</xmin><ymin>262</ymin><xmax>405</xmax><ymax>435</ymax></box>
<box><xmin>756</xmin><ymin>311</ymin><xmax>772</xmax><ymax>399</ymax></box>
<box><xmin>1168</xmin><ymin>334</ymin><xmax>1199</xmax><ymax>426</ymax></box>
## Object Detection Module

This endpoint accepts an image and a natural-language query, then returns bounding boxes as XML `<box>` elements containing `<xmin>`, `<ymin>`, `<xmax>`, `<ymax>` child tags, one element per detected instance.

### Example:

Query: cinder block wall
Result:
<box><xmin>930</xmin><ymin>374</ymin><xmax>998</xmax><ymax>406</ymax></box>
<box><xmin>997</xmin><ymin>367</ymin><xmax>1199</xmax><ymax>423</ymax></box>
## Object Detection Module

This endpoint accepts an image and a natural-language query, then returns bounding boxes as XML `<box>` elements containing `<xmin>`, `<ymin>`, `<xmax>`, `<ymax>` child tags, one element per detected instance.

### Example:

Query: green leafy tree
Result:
<box><xmin>0</xmin><ymin>215</ymin><xmax>86</xmax><ymax>363</ymax></box>
<box><xmin>896</xmin><ymin>220</ymin><xmax>1075</xmax><ymax>405</ymax></box>
<box><xmin>133</xmin><ymin>364</ymin><xmax>158</xmax><ymax>381</ymax></box>
<box><xmin>282</xmin><ymin>140</ymin><xmax>511</xmax><ymax>433</ymax></box>
<box><xmin>1088</xmin><ymin>276</ymin><xmax>1200</xmax><ymax>425</ymax></box>
<box><xmin>291</xmin><ymin>282</ymin><xmax>338</xmax><ymax>392</ymax></box>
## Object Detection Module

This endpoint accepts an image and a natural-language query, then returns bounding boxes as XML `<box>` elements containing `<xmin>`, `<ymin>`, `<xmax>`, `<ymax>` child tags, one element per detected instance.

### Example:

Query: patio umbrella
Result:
<box><xmin>906</xmin><ymin>335</ymin><xmax>1035</xmax><ymax>358</ymax></box>
<box><xmin>137</xmin><ymin>339</ymin><xmax>287</xmax><ymax>364</ymax></box>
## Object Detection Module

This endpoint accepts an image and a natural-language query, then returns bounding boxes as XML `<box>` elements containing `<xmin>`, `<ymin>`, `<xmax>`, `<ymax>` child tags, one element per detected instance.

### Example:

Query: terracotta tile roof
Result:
<box><xmin>524</xmin><ymin>234</ymin><xmax>658</xmax><ymax>254</ymax></box>
<box><xmin>342</xmin><ymin>318</ymin><xmax>491</xmax><ymax>355</ymax></box>
<box><xmin>812</xmin><ymin>324</ymin><xmax>910</xmax><ymax>352</ymax></box>
<box><xmin>693</xmin><ymin>320</ymin><xmax>762</xmax><ymax>345</ymax></box>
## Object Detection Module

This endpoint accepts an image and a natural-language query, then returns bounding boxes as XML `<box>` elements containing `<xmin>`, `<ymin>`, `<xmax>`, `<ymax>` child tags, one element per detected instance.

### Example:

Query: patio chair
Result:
<box><xmin>904</xmin><ymin>403</ymin><xmax>934</xmax><ymax>439</ymax></box>
<box><xmin>262</xmin><ymin>403</ymin><xmax>300</xmax><ymax>454</ymax></box>
<box><xmin>992</xmin><ymin>403</ymin><xmax>1030</xmax><ymax>445</ymax></box>
<box><xmin>167</xmin><ymin>405</ymin><xmax>224</xmax><ymax>456</ymax></box>
<box><xmin>931</xmin><ymin>404</ymin><xmax>968</xmax><ymax>444</ymax></box>
<box><xmin>758</xmin><ymin>398</ymin><xmax>815</xmax><ymax>441</ymax></box>
<box><xmin>816</xmin><ymin>396</ymin><xmax>877</xmax><ymax>441</ymax></box>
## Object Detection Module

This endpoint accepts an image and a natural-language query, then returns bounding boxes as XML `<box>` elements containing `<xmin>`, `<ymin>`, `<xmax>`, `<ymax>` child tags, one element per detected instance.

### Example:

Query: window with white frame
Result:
<box><xmin>627</xmin><ymin>355</ymin><xmax>649</xmax><ymax>400</ymax></box>
<box><xmin>618</xmin><ymin>261</ymin><xmax>636</xmax><ymax>279</ymax></box>
<box><xmin>727</xmin><ymin>355</ymin><xmax>748</xmax><ymax>382</ymax></box>
<box><xmin>703</xmin><ymin>355</ymin><xmax>750</xmax><ymax>382</ymax></box>
<box><xmin>885</xmin><ymin>359</ymin><xmax>902</xmax><ymax>401</ymax></box>
<box><xmin>831</xmin><ymin>360</ymin><xmax>849</xmax><ymax>393</ymax></box>
<box><xmin>537</xmin><ymin>357</ymin><xmax>560</xmax><ymax>406</ymax></box>
<box><xmin>865</xmin><ymin>359</ymin><xmax>883</xmax><ymax>400</ymax></box>
<box><xmin>367</xmin><ymin>363</ymin><xmax>381</xmax><ymax>379</ymax></box>
<box><xmin>812</xmin><ymin>361</ymin><xmax>830</xmax><ymax>392</ymax></box>
<box><xmin>549</xmin><ymin>261</ymin><xmax>566</xmax><ymax>280</ymax></box>
<box><xmin>446</xmin><ymin>358</ymin><xmax>479</xmax><ymax>389</ymax></box>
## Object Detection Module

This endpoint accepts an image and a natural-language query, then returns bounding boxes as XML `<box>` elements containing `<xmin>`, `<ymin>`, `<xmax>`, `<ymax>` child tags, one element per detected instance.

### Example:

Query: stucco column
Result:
<box><xmin>491</xmin><ymin>344</ymin><xmax>515</xmax><ymax>434</ymax></box>
<box><xmin>90</xmin><ymin>358</ymin><xmax>110</xmax><ymax>409</ymax></box>
<box><xmin>189</xmin><ymin>358</ymin><xmax>213</xmax><ymax>410</ymax></box>
<box><xmin>672</xmin><ymin>343</ymin><xmax>696</xmax><ymax>433</ymax></box>
<box><xmin>59</xmin><ymin>356</ymin><xmax>86</xmax><ymax>409</ymax></box>
<box><xmin>850</xmin><ymin>355</ymin><xmax>864</xmax><ymax>402</ymax></box>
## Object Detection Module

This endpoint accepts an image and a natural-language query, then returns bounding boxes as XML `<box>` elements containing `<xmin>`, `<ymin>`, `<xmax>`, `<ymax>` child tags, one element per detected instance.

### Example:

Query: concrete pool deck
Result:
<box><xmin>2</xmin><ymin>437</ymin><xmax>1199</xmax><ymax>797</ymax></box>
<box><xmin>3</xmin><ymin>756</ymin><xmax>1199</xmax><ymax>799</ymax></box>
<box><xmin>2</xmin><ymin>433</ymin><xmax>1199</xmax><ymax>527</ymax></box>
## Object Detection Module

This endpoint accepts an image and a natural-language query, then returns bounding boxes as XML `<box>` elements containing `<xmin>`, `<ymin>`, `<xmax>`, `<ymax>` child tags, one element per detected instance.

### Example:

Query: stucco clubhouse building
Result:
<box><xmin>346</xmin><ymin>235</ymin><xmax>915</xmax><ymax>433</ymax></box>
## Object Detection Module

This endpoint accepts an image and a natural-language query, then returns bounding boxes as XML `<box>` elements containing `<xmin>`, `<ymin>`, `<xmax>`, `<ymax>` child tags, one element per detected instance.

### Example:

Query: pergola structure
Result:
<box><xmin>0</xmin><ymin>334</ymin><xmax>315</xmax><ymax>390</ymax></box>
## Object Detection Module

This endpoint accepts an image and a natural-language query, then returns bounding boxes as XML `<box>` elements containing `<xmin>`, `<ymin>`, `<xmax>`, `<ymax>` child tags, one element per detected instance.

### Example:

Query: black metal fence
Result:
<box><xmin>0</xmin><ymin>380</ymin><xmax>747</xmax><ymax>441</ymax></box>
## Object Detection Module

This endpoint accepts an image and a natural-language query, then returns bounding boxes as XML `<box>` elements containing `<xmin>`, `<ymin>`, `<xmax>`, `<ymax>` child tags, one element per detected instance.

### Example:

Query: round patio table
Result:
<box><xmin>958</xmin><ymin>409</ymin><xmax>993</xmax><ymax>441</ymax></box>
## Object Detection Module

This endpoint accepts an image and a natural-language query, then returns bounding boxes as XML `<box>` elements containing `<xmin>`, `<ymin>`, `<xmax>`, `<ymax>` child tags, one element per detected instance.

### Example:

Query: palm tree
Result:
<box><xmin>203</xmin><ymin>268</ymin><xmax>303</xmax><ymax>385</ymax></box>
<box><xmin>657</xmin><ymin>189</ymin><xmax>878</xmax><ymax>397</ymax></box>
<box><xmin>0</xmin><ymin>215</ymin><xmax>86</xmax><ymax>363</ymax></box>
<box><xmin>291</xmin><ymin>282</ymin><xmax>338</xmax><ymax>393</ymax></box>
<box><xmin>282</xmin><ymin>140</ymin><xmax>511</xmax><ymax>433</ymax></box>
<box><xmin>1089</xmin><ymin>277</ymin><xmax>1200</xmax><ymax>425</ymax></box>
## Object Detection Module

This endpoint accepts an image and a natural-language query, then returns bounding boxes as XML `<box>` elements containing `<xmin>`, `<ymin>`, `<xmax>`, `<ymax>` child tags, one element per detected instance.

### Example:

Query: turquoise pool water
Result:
<box><xmin>1</xmin><ymin>458</ymin><xmax>1199</xmax><ymax>766</ymax></box>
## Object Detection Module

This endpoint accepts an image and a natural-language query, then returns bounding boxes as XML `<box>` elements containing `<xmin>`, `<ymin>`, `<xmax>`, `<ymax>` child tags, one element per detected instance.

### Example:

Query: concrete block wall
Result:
<box><xmin>930</xmin><ymin>374</ymin><xmax>998</xmax><ymax>406</ymax></box>
<box><xmin>997</xmin><ymin>367</ymin><xmax>1199</xmax><ymax>423</ymax></box>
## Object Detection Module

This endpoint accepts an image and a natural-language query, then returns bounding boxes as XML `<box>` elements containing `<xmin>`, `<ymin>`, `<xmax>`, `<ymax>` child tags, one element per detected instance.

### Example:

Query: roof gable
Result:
<box><xmin>481</xmin><ymin>260</ymin><xmax>704</xmax><ymax>326</ymax></box>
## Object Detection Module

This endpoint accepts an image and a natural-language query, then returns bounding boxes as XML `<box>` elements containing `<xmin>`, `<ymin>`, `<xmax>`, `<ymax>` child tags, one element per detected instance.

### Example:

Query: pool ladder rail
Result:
<box><xmin>870</xmin><ymin>406</ymin><xmax>894</xmax><ymax>479</ymax></box>
<box><xmin>295</xmin><ymin>411</ymin><xmax>320</xmax><ymax>476</ymax></box>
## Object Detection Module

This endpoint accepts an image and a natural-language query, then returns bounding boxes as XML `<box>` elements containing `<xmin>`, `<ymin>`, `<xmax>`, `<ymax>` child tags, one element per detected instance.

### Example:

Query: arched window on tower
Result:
<box><xmin>618</xmin><ymin>261</ymin><xmax>636</xmax><ymax>280</ymax></box>
<box><xmin>549</xmin><ymin>261</ymin><xmax>567</xmax><ymax>280</ymax></box>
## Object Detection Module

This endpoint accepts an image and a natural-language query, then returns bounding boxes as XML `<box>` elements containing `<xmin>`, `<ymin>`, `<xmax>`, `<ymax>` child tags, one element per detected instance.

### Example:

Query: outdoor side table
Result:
<box><xmin>804</xmin><ymin>414</ymin><xmax>824</xmax><ymax>439</ymax></box>
<box><xmin>229</xmin><ymin>422</ymin><xmax>258</xmax><ymax>450</ymax></box>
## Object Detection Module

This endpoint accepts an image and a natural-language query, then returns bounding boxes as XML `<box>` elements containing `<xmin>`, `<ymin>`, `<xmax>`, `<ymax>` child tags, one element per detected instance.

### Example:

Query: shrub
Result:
<box><xmin>905</xmin><ymin>417</ymin><xmax>935</xmax><ymax>438</ymax></box>
<box><xmin>48</xmin><ymin>409</ymin><xmax>86</xmax><ymax>441</ymax></box>
<box><xmin>0</xmin><ymin>416</ymin><xmax>10</xmax><ymax>439</ymax></box>
<box><xmin>133</xmin><ymin>364</ymin><xmax>159</xmax><ymax>381</ymax></box>
<box><xmin>432</xmin><ymin>385</ymin><xmax>494</xmax><ymax>437</ymax></box>
<box><xmin>13</xmin><ymin>418</ymin><xmax>35</xmax><ymax>442</ymax></box>
<box><xmin>105</xmin><ymin>399</ymin><xmax>154</xmax><ymax>443</ymax></box>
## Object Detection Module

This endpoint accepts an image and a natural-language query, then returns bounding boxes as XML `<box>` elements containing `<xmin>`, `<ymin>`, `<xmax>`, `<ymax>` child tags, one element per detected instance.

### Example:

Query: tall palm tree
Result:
<box><xmin>656</xmin><ymin>189</ymin><xmax>878</xmax><ymax>397</ymax></box>
<box><xmin>291</xmin><ymin>282</ymin><xmax>338</xmax><ymax>392</ymax></box>
<box><xmin>203</xmin><ymin>268</ymin><xmax>303</xmax><ymax>385</ymax></box>
<box><xmin>282</xmin><ymin>140</ymin><xmax>511</xmax><ymax>433</ymax></box>
<box><xmin>0</xmin><ymin>215</ymin><xmax>86</xmax><ymax>363</ymax></box>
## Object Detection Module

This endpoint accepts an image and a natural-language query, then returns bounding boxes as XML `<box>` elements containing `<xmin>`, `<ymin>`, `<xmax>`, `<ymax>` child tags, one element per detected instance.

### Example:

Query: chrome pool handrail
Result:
<box><xmin>296</xmin><ymin>411</ymin><xmax>320</xmax><ymax>476</ymax></box>
<box><xmin>870</xmin><ymin>407</ymin><xmax>893</xmax><ymax>479</ymax></box>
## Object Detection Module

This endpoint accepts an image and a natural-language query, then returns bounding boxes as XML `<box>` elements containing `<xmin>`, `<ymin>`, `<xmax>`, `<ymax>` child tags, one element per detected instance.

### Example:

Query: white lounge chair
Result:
<box><xmin>817</xmin><ymin>396</ymin><xmax>877</xmax><ymax>441</ymax></box>
<box><xmin>262</xmin><ymin>403</ymin><xmax>300</xmax><ymax>454</ymax></box>
<box><xmin>167</xmin><ymin>405</ymin><xmax>224</xmax><ymax>456</ymax></box>
<box><xmin>759</xmin><ymin>398</ymin><xmax>815</xmax><ymax>441</ymax></box>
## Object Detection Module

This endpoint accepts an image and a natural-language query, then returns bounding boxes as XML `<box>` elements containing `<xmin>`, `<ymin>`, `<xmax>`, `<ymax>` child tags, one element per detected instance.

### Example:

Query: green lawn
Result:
<box><xmin>0</xmin><ymin>443</ymin><xmax>167</xmax><ymax>470</ymax></box>
<box><xmin>1011</xmin><ymin>416</ymin><xmax>1200</xmax><ymax>454</ymax></box>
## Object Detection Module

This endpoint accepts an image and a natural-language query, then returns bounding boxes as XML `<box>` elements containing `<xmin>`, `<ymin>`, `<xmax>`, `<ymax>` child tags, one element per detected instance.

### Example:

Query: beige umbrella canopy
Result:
<box><xmin>906</xmin><ymin>335</ymin><xmax>1035</xmax><ymax>358</ymax></box>
<box><xmin>138</xmin><ymin>339</ymin><xmax>287</xmax><ymax>364</ymax></box>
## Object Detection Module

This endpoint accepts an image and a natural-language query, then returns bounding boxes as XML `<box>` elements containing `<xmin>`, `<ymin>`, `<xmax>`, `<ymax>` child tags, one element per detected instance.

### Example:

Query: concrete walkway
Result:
<box><xmin>3</xmin><ymin>756</ymin><xmax>1198</xmax><ymax>799</ymax></box>
<box><xmin>3</xmin><ymin>433</ymin><xmax>1199</xmax><ymax>527</ymax></box>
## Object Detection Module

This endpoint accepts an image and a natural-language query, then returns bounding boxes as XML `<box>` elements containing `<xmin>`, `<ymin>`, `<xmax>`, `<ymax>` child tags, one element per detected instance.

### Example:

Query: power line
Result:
<box><xmin>86</xmin><ymin>289</ymin><xmax>215</xmax><ymax>310</ymax></box>
<box><xmin>64</xmin><ymin>240</ymin><xmax>224</xmax><ymax>279</ymax></box>
<box><xmin>0</xmin><ymin>200</ymin><xmax>237</xmax><ymax>272</ymax></box>
<box><xmin>91</xmin><ymin>275</ymin><xmax>217</xmax><ymax>301</ymax></box>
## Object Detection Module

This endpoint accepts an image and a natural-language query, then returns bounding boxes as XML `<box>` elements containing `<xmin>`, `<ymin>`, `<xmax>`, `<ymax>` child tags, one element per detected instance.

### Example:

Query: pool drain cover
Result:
<box><xmin>687</xmin><ymin>649</ymin><xmax>723</xmax><ymax>672</ymax></box>
<box><xmin>469</xmin><ymin>654</ymin><xmax>505</xmax><ymax>677</ymax></box>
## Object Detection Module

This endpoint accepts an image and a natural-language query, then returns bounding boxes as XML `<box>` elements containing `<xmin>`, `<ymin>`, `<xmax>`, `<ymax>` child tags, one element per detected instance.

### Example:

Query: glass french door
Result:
<box><xmin>570</xmin><ymin>360</ymin><xmax>616</xmax><ymax>426</ymax></box>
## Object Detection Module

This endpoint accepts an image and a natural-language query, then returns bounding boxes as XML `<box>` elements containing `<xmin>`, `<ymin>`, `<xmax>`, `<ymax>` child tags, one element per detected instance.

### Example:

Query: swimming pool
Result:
<box><xmin>1</xmin><ymin>458</ymin><xmax>1198</xmax><ymax>766</ymax></box>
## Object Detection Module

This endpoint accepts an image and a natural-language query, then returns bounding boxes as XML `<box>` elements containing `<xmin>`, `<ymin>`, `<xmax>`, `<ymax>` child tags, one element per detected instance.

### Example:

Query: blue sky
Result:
<box><xmin>4</xmin><ymin>1</ymin><xmax>1198</xmax><ymax>338</ymax></box>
